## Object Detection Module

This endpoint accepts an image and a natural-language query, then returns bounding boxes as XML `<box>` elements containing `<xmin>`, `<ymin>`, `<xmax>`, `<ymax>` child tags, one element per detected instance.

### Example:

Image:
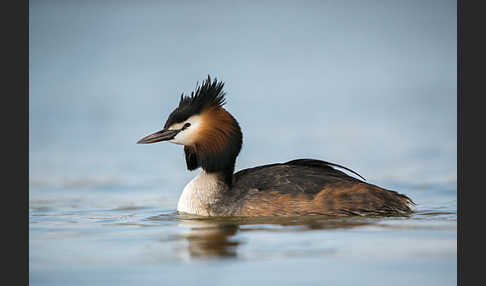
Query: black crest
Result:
<box><xmin>164</xmin><ymin>75</ymin><xmax>226</xmax><ymax>128</ymax></box>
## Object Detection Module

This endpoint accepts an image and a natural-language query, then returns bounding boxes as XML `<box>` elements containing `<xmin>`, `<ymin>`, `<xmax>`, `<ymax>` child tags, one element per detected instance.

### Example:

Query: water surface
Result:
<box><xmin>29</xmin><ymin>181</ymin><xmax>456</xmax><ymax>285</ymax></box>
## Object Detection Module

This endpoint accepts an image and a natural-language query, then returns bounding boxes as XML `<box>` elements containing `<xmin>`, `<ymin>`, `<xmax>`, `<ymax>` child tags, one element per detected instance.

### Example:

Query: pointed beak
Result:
<box><xmin>137</xmin><ymin>129</ymin><xmax>180</xmax><ymax>144</ymax></box>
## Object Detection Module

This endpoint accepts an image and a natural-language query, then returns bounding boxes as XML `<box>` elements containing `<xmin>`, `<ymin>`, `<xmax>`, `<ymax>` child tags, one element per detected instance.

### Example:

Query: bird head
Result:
<box><xmin>137</xmin><ymin>76</ymin><xmax>242</xmax><ymax>179</ymax></box>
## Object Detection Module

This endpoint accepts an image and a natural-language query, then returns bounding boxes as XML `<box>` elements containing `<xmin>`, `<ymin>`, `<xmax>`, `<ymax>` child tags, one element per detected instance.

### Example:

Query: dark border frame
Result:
<box><xmin>6</xmin><ymin>0</ymin><xmax>29</xmax><ymax>285</ymax></box>
<box><xmin>458</xmin><ymin>0</ymin><xmax>485</xmax><ymax>285</ymax></box>
<box><xmin>457</xmin><ymin>1</ymin><xmax>462</xmax><ymax>284</ymax></box>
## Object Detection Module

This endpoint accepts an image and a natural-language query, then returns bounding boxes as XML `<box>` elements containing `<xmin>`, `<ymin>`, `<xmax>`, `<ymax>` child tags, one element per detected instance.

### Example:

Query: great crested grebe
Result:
<box><xmin>137</xmin><ymin>76</ymin><xmax>415</xmax><ymax>217</ymax></box>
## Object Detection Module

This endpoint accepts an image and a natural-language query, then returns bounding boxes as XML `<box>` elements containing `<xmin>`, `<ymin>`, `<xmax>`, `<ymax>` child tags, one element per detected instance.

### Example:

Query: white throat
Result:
<box><xmin>177</xmin><ymin>170</ymin><xmax>227</xmax><ymax>216</ymax></box>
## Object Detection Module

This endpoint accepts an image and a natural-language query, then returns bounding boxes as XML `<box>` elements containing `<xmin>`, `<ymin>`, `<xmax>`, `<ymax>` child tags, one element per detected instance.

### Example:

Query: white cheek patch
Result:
<box><xmin>168</xmin><ymin>122</ymin><xmax>184</xmax><ymax>131</ymax></box>
<box><xmin>169</xmin><ymin>115</ymin><xmax>202</xmax><ymax>145</ymax></box>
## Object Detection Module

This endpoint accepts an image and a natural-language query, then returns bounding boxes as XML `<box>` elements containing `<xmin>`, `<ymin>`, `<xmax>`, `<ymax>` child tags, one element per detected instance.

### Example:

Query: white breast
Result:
<box><xmin>177</xmin><ymin>170</ymin><xmax>225</xmax><ymax>216</ymax></box>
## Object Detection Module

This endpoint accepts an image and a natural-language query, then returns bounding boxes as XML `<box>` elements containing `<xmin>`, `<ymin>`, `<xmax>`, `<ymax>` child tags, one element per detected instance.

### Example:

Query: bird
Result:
<box><xmin>137</xmin><ymin>76</ymin><xmax>415</xmax><ymax>217</ymax></box>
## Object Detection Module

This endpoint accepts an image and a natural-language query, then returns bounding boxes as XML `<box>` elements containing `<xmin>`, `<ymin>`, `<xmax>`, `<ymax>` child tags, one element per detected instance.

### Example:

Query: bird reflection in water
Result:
<box><xmin>182</xmin><ymin>221</ymin><xmax>240</xmax><ymax>258</ymax></box>
<box><xmin>178</xmin><ymin>216</ymin><xmax>377</xmax><ymax>259</ymax></box>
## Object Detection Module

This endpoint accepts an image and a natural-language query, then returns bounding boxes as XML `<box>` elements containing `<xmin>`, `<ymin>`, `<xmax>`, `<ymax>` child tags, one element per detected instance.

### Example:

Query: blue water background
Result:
<box><xmin>30</xmin><ymin>1</ymin><xmax>456</xmax><ymax>285</ymax></box>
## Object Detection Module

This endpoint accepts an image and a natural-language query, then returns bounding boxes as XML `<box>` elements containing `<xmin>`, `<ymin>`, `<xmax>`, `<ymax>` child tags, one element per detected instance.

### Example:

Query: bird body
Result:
<box><xmin>138</xmin><ymin>76</ymin><xmax>415</xmax><ymax>217</ymax></box>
